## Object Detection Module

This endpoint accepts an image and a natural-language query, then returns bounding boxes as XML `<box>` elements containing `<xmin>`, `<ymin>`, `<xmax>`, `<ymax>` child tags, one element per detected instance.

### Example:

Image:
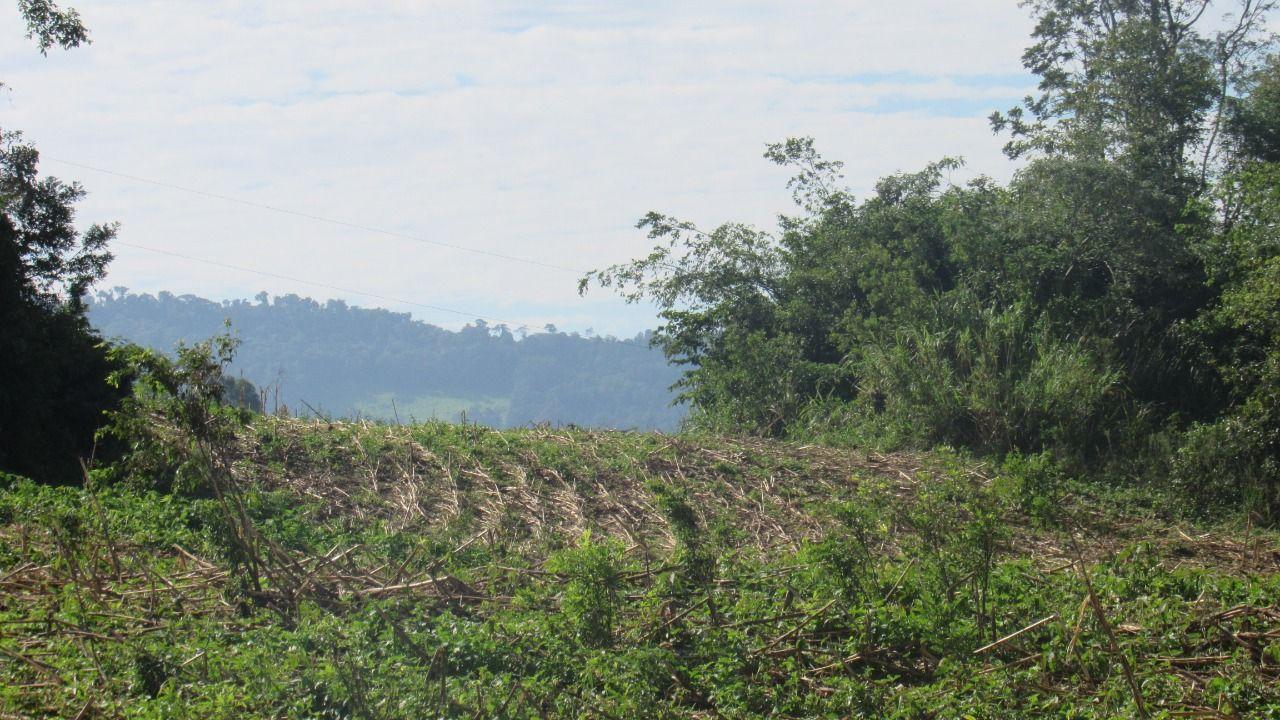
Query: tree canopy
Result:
<box><xmin>585</xmin><ymin>0</ymin><xmax>1280</xmax><ymax>519</ymax></box>
<box><xmin>0</xmin><ymin>1</ymin><xmax>126</xmax><ymax>482</ymax></box>
<box><xmin>87</xmin><ymin>290</ymin><xmax>684</xmax><ymax>431</ymax></box>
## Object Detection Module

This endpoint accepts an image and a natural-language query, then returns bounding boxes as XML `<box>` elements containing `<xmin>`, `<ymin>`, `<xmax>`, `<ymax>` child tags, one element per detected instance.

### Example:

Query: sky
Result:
<box><xmin>1</xmin><ymin>1</ymin><xmax>1038</xmax><ymax>336</ymax></box>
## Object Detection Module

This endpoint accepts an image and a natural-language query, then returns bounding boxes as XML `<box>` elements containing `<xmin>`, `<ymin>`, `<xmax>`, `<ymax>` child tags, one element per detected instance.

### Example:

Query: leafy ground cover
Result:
<box><xmin>1</xmin><ymin>419</ymin><xmax>1277</xmax><ymax>718</ymax></box>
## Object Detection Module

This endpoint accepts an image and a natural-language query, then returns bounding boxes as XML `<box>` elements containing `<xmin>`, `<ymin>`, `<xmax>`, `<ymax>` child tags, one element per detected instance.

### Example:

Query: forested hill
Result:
<box><xmin>86</xmin><ymin>290</ymin><xmax>685</xmax><ymax>430</ymax></box>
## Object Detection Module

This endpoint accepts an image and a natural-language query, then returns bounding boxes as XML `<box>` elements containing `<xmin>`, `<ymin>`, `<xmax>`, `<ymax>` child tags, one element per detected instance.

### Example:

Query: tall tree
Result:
<box><xmin>1</xmin><ymin>1</ymin><xmax>126</xmax><ymax>482</ymax></box>
<box><xmin>584</xmin><ymin>0</ymin><xmax>1279</xmax><ymax>467</ymax></box>
<box><xmin>987</xmin><ymin>1</ymin><xmax>1277</xmax><ymax>416</ymax></box>
<box><xmin>991</xmin><ymin>0</ymin><xmax>1275</xmax><ymax>190</ymax></box>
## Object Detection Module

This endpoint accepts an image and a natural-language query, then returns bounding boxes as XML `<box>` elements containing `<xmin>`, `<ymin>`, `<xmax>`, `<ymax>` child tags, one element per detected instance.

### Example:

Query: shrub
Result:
<box><xmin>855</xmin><ymin>293</ymin><xmax>1123</xmax><ymax>458</ymax></box>
<box><xmin>546</xmin><ymin>531</ymin><xmax>626</xmax><ymax>648</ymax></box>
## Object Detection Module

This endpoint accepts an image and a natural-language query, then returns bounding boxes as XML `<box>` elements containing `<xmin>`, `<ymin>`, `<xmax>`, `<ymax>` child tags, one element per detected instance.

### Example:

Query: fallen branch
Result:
<box><xmin>974</xmin><ymin>614</ymin><xmax>1058</xmax><ymax>655</ymax></box>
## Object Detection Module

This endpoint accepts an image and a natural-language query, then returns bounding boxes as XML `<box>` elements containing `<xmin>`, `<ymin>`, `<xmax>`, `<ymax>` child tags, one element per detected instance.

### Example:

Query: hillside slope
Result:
<box><xmin>86</xmin><ymin>290</ymin><xmax>684</xmax><ymax>430</ymax></box>
<box><xmin>1</xmin><ymin>420</ymin><xmax>1277</xmax><ymax>718</ymax></box>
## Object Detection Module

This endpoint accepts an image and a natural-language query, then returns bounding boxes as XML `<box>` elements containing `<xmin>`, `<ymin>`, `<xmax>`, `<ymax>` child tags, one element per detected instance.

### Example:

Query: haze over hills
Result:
<box><xmin>86</xmin><ymin>290</ymin><xmax>685</xmax><ymax>431</ymax></box>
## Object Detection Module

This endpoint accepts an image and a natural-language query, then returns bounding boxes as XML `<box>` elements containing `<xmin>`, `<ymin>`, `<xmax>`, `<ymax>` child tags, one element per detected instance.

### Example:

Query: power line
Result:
<box><xmin>48</xmin><ymin>157</ymin><xmax>660</xmax><ymax>348</ymax></box>
<box><xmin>112</xmin><ymin>239</ymin><xmax>519</xmax><ymax>326</ymax></box>
<box><xmin>47</xmin><ymin>157</ymin><xmax>588</xmax><ymax>275</ymax></box>
<box><xmin>111</xmin><ymin>240</ymin><xmax>661</xmax><ymax>351</ymax></box>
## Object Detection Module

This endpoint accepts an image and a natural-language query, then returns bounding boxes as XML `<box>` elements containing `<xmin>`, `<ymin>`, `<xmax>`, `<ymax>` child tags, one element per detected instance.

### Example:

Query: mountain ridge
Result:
<box><xmin>86</xmin><ymin>289</ymin><xmax>685</xmax><ymax>430</ymax></box>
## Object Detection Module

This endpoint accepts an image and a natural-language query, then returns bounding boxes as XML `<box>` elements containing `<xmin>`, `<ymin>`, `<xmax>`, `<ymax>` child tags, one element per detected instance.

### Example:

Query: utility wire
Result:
<box><xmin>111</xmin><ymin>240</ymin><xmax>660</xmax><ymax>351</ymax></box>
<box><xmin>49</xmin><ymin>157</ymin><xmax>659</xmax><ymax>348</ymax></box>
<box><xmin>48</xmin><ymin>157</ymin><xmax>588</xmax><ymax>275</ymax></box>
<box><xmin>112</xmin><ymin>239</ymin><xmax>518</xmax><ymax>325</ymax></box>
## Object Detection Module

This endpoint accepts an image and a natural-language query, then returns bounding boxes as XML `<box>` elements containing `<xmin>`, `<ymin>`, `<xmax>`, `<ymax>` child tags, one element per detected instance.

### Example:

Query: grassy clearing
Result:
<box><xmin>351</xmin><ymin>394</ymin><xmax>511</xmax><ymax>425</ymax></box>
<box><xmin>1</xmin><ymin>418</ymin><xmax>1278</xmax><ymax>718</ymax></box>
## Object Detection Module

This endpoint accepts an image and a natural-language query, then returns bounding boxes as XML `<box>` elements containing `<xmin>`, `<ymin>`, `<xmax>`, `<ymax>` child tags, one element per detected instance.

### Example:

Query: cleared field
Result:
<box><xmin>1</xmin><ymin>418</ymin><xmax>1277</xmax><ymax>718</ymax></box>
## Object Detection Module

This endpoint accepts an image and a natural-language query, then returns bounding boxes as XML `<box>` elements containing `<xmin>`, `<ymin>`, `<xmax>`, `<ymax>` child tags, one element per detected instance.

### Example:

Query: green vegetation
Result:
<box><xmin>87</xmin><ymin>291</ymin><xmax>683</xmax><ymax>430</ymax></box>
<box><xmin>4</xmin><ymin>1</ymin><xmax>1280</xmax><ymax>716</ymax></box>
<box><xmin>584</xmin><ymin>0</ymin><xmax>1280</xmax><ymax>521</ymax></box>
<box><xmin>0</xmin><ymin>341</ymin><xmax>1273</xmax><ymax>717</ymax></box>
<box><xmin>0</xmin><ymin>1</ymin><xmax>128</xmax><ymax>484</ymax></box>
<box><xmin>2</xmin><ymin>412</ymin><xmax>1277</xmax><ymax>718</ymax></box>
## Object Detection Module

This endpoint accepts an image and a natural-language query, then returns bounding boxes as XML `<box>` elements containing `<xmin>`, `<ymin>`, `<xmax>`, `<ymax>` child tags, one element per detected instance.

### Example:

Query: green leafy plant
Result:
<box><xmin>546</xmin><ymin>531</ymin><xmax>626</xmax><ymax>648</ymax></box>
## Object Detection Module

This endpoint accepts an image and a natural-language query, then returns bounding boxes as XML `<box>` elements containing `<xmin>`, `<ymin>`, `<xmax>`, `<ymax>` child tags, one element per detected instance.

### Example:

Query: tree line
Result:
<box><xmin>86</xmin><ymin>290</ymin><xmax>684</xmax><ymax>430</ymax></box>
<box><xmin>4</xmin><ymin>0</ymin><xmax>1280</xmax><ymax>526</ymax></box>
<box><xmin>583</xmin><ymin>0</ymin><xmax>1280</xmax><ymax>520</ymax></box>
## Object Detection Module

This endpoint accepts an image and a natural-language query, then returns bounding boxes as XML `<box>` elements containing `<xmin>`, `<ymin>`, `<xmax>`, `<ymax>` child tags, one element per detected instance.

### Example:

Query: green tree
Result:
<box><xmin>583</xmin><ymin>0</ymin><xmax>1279</xmax><ymax>474</ymax></box>
<box><xmin>1177</xmin><ymin>152</ymin><xmax>1280</xmax><ymax>518</ymax></box>
<box><xmin>991</xmin><ymin>0</ymin><xmax>1274</xmax><ymax>187</ymax></box>
<box><xmin>582</xmin><ymin>142</ymin><xmax>993</xmax><ymax>437</ymax></box>
<box><xmin>17</xmin><ymin>0</ymin><xmax>90</xmax><ymax>55</ymax></box>
<box><xmin>581</xmin><ymin>139</ymin><xmax>844</xmax><ymax>434</ymax></box>
<box><xmin>1226</xmin><ymin>53</ymin><xmax>1280</xmax><ymax>164</ymax></box>
<box><xmin>981</xmin><ymin>1</ymin><xmax>1276</xmax><ymax>419</ymax></box>
<box><xmin>0</xmin><ymin>1</ymin><xmax>126</xmax><ymax>482</ymax></box>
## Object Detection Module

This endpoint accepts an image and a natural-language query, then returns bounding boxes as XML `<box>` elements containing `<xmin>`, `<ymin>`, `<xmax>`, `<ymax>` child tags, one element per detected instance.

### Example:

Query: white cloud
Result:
<box><xmin>0</xmin><ymin>0</ymin><xmax>1038</xmax><ymax>335</ymax></box>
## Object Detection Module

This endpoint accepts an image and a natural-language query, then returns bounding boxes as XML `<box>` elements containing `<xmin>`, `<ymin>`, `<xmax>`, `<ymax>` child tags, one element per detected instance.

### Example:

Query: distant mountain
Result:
<box><xmin>87</xmin><ymin>290</ymin><xmax>686</xmax><ymax>431</ymax></box>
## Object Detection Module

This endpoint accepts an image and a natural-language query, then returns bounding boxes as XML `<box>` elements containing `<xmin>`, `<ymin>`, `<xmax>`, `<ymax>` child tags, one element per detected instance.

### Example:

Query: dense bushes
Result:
<box><xmin>1175</xmin><ymin>164</ymin><xmax>1280</xmax><ymax>519</ymax></box>
<box><xmin>97</xmin><ymin>334</ymin><xmax>252</xmax><ymax>495</ymax></box>
<box><xmin>855</xmin><ymin>294</ymin><xmax>1122</xmax><ymax>458</ymax></box>
<box><xmin>585</xmin><ymin>5</ymin><xmax>1280</xmax><ymax>519</ymax></box>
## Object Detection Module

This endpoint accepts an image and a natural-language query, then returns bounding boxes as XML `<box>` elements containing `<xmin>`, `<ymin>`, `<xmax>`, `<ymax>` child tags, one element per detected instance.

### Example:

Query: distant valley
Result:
<box><xmin>87</xmin><ymin>291</ymin><xmax>685</xmax><ymax>431</ymax></box>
